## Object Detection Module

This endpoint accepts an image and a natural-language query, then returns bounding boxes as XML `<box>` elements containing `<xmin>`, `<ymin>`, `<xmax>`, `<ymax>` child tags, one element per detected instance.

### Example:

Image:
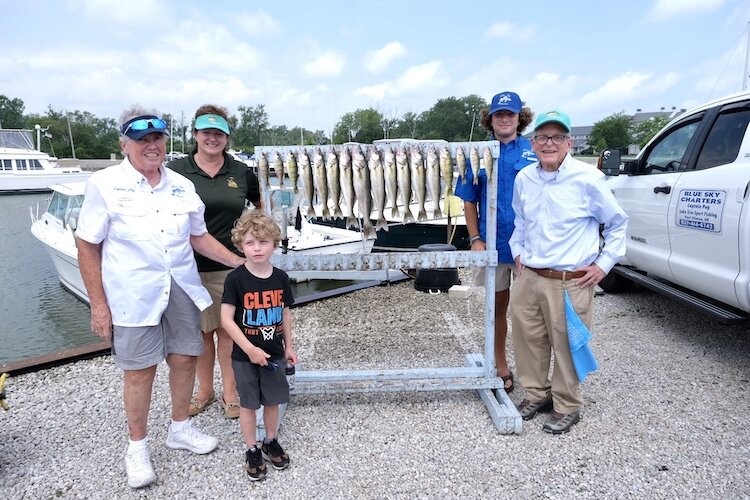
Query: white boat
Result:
<box><xmin>30</xmin><ymin>183</ymin><xmax>376</xmax><ymax>303</ymax></box>
<box><xmin>1</xmin><ymin>129</ymin><xmax>91</xmax><ymax>193</ymax></box>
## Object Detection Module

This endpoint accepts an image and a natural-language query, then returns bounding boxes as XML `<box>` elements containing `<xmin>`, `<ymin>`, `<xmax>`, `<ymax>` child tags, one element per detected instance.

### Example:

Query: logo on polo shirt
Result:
<box><xmin>171</xmin><ymin>185</ymin><xmax>186</xmax><ymax>197</ymax></box>
<box><xmin>227</xmin><ymin>177</ymin><xmax>238</xmax><ymax>189</ymax></box>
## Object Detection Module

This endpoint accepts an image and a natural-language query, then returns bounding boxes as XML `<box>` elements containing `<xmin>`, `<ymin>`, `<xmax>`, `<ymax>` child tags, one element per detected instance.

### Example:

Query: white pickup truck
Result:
<box><xmin>598</xmin><ymin>90</ymin><xmax>750</xmax><ymax>323</ymax></box>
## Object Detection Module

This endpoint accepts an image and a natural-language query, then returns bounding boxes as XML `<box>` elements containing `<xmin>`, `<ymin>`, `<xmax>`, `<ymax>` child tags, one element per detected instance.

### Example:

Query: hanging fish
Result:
<box><xmin>258</xmin><ymin>152</ymin><xmax>271</xmax><ymax>189</ymax></box>
<box><xmin>483</xmin><ymin>146</ymin><xmax>494</xmax><ymax>183</ymax></box>
<box><xmin>456</xmin><ymin>145</ymin><xmax>467</xmax><ymax>182</ymax></box>
<box><xmin>285</xmin><ymin>150</ymin><xmax>298</xmax><ymax>193</ymax></box>
<box><xmin>395</xmin><ymin>146</ymin><xmax>414</xmax><ymax>224</ymax></box>
<box><xmin>410</xmin><ymin>146</ymin><xmax>428</xmax><ymax>222</ymax></box>
<box><xmin>325</xmin><ymin>148</ymin><xmax>343</xmax><ymax>219</ymax></box>
<box><xmin>273</xmin><ymin>151</ymin><xmax>285</xmax><ymax>188</ymax></box>
<box><xmin>339</xmin><ymin>146</ymin><xmax>357</xmax><ymax>229</ymax></box>
<box><xmin>299</xmin><ymin>148</ymin><xmax>315</xmax><ymax>218</ymax></box>
<box><xmin>383</xmin><ymin>145</ymin><xmax>399</xmax><ymax>219</ymax></box>
<box><xmin>312</xmin><ymin>148</ymin><xmax>330</xmax><ymax>219</ymax></box>
<box><xmin>439</xmin><ymin>145</ymin><xmax>454</xmax><ymax>197</ymax></box>
<box><xmin>469</xmin><ymin>145</ymin><xmax>480</xmax><ymax>185</ymax></box>
<box><xmin>426</xmin><ymin>145</ymin><xmax>442</xmax><ymax>219</ymax></box>
<box><xmin>368</xmin><ymin>146</ymin><xmax>388</xmax><ymax>232</ymax></box>
<box><xmin>352</xmin><ymin>146</ymin><xmax>376</xmax><ymax>239</ymax></box>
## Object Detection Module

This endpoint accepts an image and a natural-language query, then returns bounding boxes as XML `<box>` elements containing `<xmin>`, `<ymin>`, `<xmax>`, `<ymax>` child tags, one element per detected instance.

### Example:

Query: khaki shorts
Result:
<box><xmin>112</xmin><ymin>279</ymin><xmax>203</xmax><ymax>370</ymax></box>
<box><xmin>199</xmin><ymin>269</ymin><xmax>231</xmax><ymax>333</ymax></box>
<box><xmin>473</xmin><ymin>263</ymin><xmax>515</xmax><ymax>292</ymax></box>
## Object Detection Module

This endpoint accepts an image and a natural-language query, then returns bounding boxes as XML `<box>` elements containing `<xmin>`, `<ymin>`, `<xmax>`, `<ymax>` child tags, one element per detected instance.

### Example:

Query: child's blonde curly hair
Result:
<box><xmin>230</xmin><ymin>210</ymin><xmax>281</xmax><ymax>252</ymax></box>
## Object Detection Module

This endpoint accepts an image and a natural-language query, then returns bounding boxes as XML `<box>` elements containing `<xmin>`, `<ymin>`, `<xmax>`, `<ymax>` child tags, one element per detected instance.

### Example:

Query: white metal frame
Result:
<box><xmin>256</xmin><ymin>141</ymin><xmax>522</xmax><ymax>434</ymax></box>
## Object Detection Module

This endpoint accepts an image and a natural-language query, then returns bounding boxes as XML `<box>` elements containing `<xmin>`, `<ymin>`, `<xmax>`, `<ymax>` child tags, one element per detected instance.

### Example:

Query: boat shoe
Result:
<box><xmin>542</xmin><ymin>410</ymin><xmax>581</xmax><ymax>434</ymax></box>
<box><xmin>219</xmin><ymin>395</ymin><xmax>241</xmax><ymax>419</ymax></box>
<box><xmin>188</xmin><ymin>394</ymin><xmax>215</xmax><ymax>416</ymax></box>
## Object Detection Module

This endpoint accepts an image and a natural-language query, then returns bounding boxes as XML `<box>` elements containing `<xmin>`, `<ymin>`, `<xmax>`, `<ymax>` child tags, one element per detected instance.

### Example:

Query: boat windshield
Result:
<box><xmin>47</xmin><ymin>191</ymin><xmax>84</xmax><ymax>229</ymax></box>
<box><xmin>0</xmin><ymin>129</ymin><xmax>35</xmax><ymax>149</ymax></box>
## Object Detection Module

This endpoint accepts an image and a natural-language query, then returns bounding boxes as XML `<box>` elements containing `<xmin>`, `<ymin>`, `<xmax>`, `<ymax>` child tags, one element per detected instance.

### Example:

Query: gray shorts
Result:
<box><xmin>112</xmin><ymin>279</ymin><xmax>203</xmax><ymax>370</ymax></box>
<box><xmin>233</xmin><ymin>358</ymin><xmax>290</xmax><ymax>410</ymax></box>
<box><xmin>198</xmin><ymin>269</ymin><xmax>231</xmax><ymax>333</ymax></box>
<box><xmin>474</xmin><ymin>263</ymin><xmax>515</xmax><ymax>291</ymax></box>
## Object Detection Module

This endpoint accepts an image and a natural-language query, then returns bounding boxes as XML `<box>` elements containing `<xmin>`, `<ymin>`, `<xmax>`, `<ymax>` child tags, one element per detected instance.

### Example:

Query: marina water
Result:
<box><xmin>1</xmin><ymin>193</ymin><xmax>94</xmax><ymax>365</ymax></box>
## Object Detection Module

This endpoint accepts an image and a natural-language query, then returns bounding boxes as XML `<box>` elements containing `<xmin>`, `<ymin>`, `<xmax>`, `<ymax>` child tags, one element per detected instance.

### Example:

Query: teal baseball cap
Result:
<box><xmin>195</xmin><ymin>113</ymin><xmax>230</xmax><ymax>135</ymax></box>
<box><xmin>534</xmin><ymin>110</ymin><xmax>571</xmax><ymax>132</ymax></box>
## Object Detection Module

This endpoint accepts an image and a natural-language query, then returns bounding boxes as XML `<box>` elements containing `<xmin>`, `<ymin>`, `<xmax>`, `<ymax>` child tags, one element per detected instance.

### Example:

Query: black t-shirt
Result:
<box><xmin>222</xmin><ymin>266</ymin><xmax>294</xmax><ymax>361</ymax></box>
<box><xmin>167</xmin><ymin>153</ymin><xmax>261</xmax><ymax>272</ymax></box>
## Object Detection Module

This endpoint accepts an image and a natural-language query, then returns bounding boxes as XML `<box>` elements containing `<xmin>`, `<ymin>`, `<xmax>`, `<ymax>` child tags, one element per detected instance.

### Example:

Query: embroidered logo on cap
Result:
<box><xmin>498</xmin><ymin>94</ymin><xmax>513</xmax><ymax>103</ymax></box>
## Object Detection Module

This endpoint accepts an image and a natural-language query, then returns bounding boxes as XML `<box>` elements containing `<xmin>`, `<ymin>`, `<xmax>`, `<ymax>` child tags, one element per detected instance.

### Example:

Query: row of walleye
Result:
<box><xmin>257</xmin><ymin>144</ymin><xmax>495</xmax><ymax>239</ymax></box>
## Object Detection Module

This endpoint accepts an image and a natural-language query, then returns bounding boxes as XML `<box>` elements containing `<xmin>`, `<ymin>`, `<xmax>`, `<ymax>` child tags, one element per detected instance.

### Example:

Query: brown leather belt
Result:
<box><xmin>527</xmin><ymin>267</ymin><xmax>586</xmax><ymax>280</ymax></box>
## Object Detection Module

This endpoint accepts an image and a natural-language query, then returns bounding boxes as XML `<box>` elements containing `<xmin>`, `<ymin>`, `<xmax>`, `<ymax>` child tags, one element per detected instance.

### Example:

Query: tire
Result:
<box><xmin>598</xmin><ymin>268</ymin><xmax>633</xmax><ymax>293</ymax></box>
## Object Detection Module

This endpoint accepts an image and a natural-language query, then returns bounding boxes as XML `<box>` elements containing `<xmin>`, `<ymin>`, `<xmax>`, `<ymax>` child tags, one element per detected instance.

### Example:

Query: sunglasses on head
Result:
<box><xmin>122</xmin><ymin>117</ymin><xmax>168</xmax><ymax>135</ymax></box>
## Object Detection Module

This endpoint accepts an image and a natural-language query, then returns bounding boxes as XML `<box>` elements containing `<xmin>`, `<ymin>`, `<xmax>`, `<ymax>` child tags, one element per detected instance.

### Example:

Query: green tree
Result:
<box><xmin>332</xmin><ymin>108</ymin><xmax>384</xmax><ymax>144</ymax></box>
<box><xmin>418</xmin><ymin>94</ymin><xmax>485</xmax><ymax>141</ymax></box>
<box><xmin>0</xmin><ymin>95</ymin><xmax>25</xmax><ymax>128</ymax></box>
<box><xmin>24</xmin><ymin>107</ymin><xmax>119</xmax><ymax>159</ymax></box>
<box><xmin>392</xmin><ymin>111</ymin><xmax>419</xmax><ymax>138</ymax></box>
<box><xmin>234</xmin><ymin>104</ymin><xmax>270</xmax><ymax>150</ymax></box>
<box><xmin>588</xmin><ymin>111</ymin><xmax>633</xmax><ymax>152</ymax></box>
<box><xmin>631</xmin><ymin>115</ymin><xmax>669</xmax><ymax>149</ymax></box>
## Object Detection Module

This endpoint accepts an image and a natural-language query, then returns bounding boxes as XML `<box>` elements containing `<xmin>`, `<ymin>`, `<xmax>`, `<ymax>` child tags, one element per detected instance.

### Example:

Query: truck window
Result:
<box><xmin>641</xmin><ymin>120</ymin><xmax>700</xmax><ymax>175</ymax></box>
<box><xmin>694</xmin><ymin>109</ymin><xmax>750</xmax><ymax>170</ymax></box>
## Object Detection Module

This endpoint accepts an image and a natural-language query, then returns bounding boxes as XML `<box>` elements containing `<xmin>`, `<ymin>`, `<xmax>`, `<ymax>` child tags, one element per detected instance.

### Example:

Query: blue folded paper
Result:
<box><xmin>564</xmin><ymin>289</ymin><xmax>599</xmax><ymax>382</ymax></box>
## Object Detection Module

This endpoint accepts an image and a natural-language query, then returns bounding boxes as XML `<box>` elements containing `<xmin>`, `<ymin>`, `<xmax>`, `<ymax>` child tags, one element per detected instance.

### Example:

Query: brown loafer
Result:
<box><xmin>219</xmin><ymin>395</ymin><xmax>241</xmax><ymax>419</ymax></box>
<box><xmin>188</xmin><ymin>394</ymin><xmax>215</xmax><ymax>416</ymax></box>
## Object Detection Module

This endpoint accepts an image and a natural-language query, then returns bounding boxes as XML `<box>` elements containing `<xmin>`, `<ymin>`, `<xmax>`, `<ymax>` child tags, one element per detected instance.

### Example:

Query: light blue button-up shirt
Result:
<box><xmin>509</xmin><ymin>154</ymin><xmax>628</xmax><ymax>273</ymax></box>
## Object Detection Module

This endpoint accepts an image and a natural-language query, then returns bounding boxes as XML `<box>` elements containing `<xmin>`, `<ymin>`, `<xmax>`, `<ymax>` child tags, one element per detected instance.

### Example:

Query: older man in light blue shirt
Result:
<box><xmin>509</xmin><ymin>110</ymin><xmax>628</xmax><ymax>434</ymax></box>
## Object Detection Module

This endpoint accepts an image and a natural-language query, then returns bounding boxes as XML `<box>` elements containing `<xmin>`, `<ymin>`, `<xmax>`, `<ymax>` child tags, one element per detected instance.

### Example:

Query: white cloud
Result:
<box><xmin>354</xmin><ymin>60</ymin><xmax>445</xmax><ymax>101</ymax></box>
<box><xmin>484</xmin><ymin>21</ymin><xmax>537</xmax><ymax>41</ymax></box>
<box><xmin>364</xmin><ymin>42</ymin><xmax>407</xmax><ymax>73</ymax></box>
<box><xmin>303</xmin><ymin>50</ymin><xmax>345</xmax><ymax>77</ymax></box>
<box><xmin>645</xmin><ymin>0</ymin><xmax>726</xmax><ymax>22</ymax></box>
<box><xmin>70</xmin><ymin>0</ymin><xmax>168</xmax><ymax>26</ymax></box>
<box><xmin>149</xmin><ymin>21</ymin><xmax>264</xmax><ymax>76</ymax></box>
<box><xmin>234</xmin><ymin>9</ymin><xmax>282</xmax><ymax>37</ymax></box>
<box><xmin>577</xmin><ymin>71</ymin><xmax>652</xmax><ymax>108</ymax></box>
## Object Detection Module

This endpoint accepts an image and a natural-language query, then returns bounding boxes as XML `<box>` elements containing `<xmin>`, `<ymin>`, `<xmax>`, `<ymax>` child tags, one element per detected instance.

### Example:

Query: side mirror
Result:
<box><xmin>598</xmin><ymin>149</ymin><xmax>621</xmax><ymax>176</ymax></box>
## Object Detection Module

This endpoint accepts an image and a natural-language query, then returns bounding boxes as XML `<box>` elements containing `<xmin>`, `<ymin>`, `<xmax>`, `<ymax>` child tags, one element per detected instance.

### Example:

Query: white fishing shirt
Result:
<box><xmin>75</xmin><ymin>159</ymin><xmax>211</xmax><ymax>326</ymax></box>
<box><xmin>509</xmin><ymin>154</ymin><xmax>628</xmax><ymax>273</ymax></box>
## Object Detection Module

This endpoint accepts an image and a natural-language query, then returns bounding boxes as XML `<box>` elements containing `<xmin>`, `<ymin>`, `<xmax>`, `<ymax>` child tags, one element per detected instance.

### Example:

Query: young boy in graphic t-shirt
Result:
<box><xmin>221</xmin><ymin>210</ymin><xmax>297</xmax><ymax>481</ymax></box>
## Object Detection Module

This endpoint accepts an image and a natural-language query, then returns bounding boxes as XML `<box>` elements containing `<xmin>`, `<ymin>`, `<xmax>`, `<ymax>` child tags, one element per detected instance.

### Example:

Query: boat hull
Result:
<box><xmin>1</xmin><ymin>171</ymin><xmax>92</xmax><ymax>194</ymax></box>
<box><xmin>311</xmin><ymin>217</ymin><xmax>469</xmax><ymax>251</ymax></box>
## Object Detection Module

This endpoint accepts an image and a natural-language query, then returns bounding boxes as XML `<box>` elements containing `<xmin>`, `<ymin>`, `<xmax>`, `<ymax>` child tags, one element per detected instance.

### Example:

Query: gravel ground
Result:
<box><xmin>1</xmin><ymin>272</ymin><xmax>749</xmax><ymax>499</ymax></box>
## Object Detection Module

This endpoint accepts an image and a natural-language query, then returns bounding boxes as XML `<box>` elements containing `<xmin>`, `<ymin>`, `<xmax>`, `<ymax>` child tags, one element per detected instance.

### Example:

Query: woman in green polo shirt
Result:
<box><xmin>168</xmin><ymin>104</ymin><xmax>261</xmax><ymax>419</ymax></box>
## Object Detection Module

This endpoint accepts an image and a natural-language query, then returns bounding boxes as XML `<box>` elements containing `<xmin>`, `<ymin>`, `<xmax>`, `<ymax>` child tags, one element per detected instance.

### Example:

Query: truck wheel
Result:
<box><xmin>599</xmin><ymin>270</ymin><xmax>633</xmax><ymax>293</ymax></box>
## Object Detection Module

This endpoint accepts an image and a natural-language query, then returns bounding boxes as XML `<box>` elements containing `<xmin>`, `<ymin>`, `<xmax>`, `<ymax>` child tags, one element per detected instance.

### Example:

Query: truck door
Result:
<box><xmin>613</xmin><ymin>115</ymin><xmax>703</xmax><ymax>281</ymax></box>
<box><xmin>667</xmin><ymin>103</ymin><xmax>750</xmax><ymax>310</ymax></box>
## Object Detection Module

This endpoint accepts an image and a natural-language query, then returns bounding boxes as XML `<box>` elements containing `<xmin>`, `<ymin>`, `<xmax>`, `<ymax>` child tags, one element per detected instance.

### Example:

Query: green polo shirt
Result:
<box><xmin>168</xmin><ymin>153</ymin><xmax>261</xmax><ymax>272</ymax></box>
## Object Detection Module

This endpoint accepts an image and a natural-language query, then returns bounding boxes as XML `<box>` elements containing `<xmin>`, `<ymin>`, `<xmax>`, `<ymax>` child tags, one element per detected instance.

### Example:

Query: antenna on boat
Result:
<box><xmin>66</xmin><ymin>114</ymin><xmax>76</xmax><ymax>159</ymax></box>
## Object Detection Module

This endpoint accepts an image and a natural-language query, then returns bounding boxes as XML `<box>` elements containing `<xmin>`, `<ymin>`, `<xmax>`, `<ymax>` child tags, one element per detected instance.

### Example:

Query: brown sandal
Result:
<box><xmin>501</xmin><ymin>371</ymin><xmax>514</xmax><ymax>393</ymax></box>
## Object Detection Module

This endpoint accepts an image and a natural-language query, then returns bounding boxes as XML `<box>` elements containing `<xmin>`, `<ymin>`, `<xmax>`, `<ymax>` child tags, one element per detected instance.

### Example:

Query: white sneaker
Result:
<box><xmin>165</xmin><ymin>421</ymin><xmax>219</xmax><ymax>454</ymax></box>
<box><xmin>125</xmin><ymin>445</ymin><xmax>156</xmax><ymax>489</ymax></box>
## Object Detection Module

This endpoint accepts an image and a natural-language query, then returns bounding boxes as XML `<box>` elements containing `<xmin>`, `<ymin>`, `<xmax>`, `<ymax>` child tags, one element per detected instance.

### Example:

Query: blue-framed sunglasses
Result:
<box><xmin>122</xmin><ymin>117</ymin><xmax>168</xmax><ymax>135</ymax></box>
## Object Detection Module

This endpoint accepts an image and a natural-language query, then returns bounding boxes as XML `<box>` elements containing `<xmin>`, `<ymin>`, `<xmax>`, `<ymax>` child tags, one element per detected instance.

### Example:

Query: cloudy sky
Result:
<box><xmin>2</xmin><ymin>0</ymin><xmax>750</xmax><ymax>138</ymax></box>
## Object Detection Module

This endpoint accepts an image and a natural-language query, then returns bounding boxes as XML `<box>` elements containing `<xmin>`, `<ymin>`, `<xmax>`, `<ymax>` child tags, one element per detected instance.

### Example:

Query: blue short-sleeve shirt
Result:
<box><xmin>455</xmin><ymin>136</ymin><xmax>536</xmax><ymax>263</ymax></box>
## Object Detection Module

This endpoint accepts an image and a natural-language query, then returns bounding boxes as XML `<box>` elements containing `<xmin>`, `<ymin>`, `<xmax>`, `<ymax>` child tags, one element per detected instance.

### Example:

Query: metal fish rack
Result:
<box><xmin>256</xmin><ymin>140</ymin><xmax>522</xmax><ymax>434</ymax></box>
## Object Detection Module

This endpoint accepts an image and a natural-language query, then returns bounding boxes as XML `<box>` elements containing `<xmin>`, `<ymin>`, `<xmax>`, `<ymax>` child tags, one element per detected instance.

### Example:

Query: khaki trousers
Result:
<box><xmin>509</xmin><ymin>269</ymin><xmax>595</xmax><ymax>413</ymax></box>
